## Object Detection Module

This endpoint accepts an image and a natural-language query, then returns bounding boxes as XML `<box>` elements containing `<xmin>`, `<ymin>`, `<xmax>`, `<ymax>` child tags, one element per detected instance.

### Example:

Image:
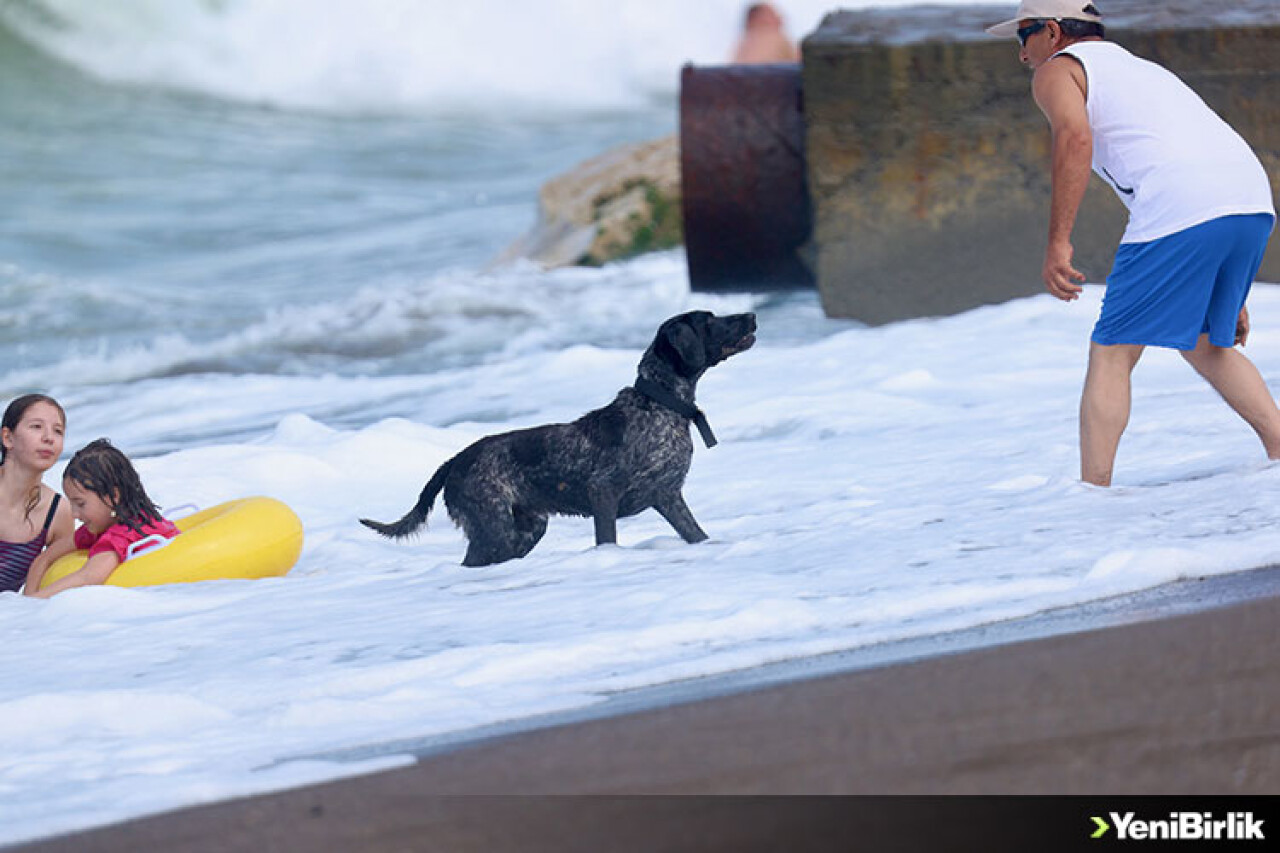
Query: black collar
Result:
<box><xmin>634</xmin><ymin>376</ymin><xmax>717</xmax><ymax>448</ymax></box>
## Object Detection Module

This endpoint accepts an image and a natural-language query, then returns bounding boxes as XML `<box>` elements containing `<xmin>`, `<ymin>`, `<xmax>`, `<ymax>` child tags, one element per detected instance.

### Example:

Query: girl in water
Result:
<box><xmin>27</xmin><ymin>438</ymin><xmax>179</xmax><ymax>598</ymax></box>
<box><xmin>0</xmin><ymin>394</ymin><xmax>74</xmax><ymax>594</ymax></box>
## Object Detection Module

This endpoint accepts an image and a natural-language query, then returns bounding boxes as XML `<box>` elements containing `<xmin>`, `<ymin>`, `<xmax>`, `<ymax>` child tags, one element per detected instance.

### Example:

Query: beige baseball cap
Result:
<box><xmin>985</xmin><ymin>1</ymin><xmax>1104</xmax><ymax>37</ymax></box>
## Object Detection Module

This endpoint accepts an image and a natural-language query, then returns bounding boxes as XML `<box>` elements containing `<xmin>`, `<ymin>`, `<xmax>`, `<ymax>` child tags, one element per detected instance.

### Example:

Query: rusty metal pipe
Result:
<box><xmin>679</xmin><ymin>63</ymin><xmax>814</xmax><ymax>291</ymax></box>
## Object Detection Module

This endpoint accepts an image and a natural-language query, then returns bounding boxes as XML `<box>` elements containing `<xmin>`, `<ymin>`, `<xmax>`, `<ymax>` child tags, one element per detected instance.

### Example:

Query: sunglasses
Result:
<box><xmin>1016</xmin><ymin>20</ymin><xmax>1049</xmax><ymax>46</ymax></box>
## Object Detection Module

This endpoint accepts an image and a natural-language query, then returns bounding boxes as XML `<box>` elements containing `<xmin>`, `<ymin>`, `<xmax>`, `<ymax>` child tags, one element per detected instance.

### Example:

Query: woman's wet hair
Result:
<box><xmin>63</xmin><ymin>438</ymin><xmax>164</xmax><ymax>534</ymax></box>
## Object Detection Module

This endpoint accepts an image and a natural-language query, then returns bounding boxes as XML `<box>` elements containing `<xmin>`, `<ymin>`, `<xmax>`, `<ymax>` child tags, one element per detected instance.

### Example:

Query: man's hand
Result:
<box><xmin>1043</xmin><ymin>239</ymin><xmax>1085</xmax><ymax>301</ymax></box>
<box><xmin>1236</xmin><ymin>306</ymin><xmax>1250</xmax><ymax>346</ymax></box>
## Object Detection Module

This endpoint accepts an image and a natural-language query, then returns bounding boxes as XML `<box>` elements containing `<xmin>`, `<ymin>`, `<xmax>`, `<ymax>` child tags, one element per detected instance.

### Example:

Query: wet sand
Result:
<box><xmin>16</xmin><ymin>570</ymin><xmax>1280</xmax><ymax>852</ymax></box>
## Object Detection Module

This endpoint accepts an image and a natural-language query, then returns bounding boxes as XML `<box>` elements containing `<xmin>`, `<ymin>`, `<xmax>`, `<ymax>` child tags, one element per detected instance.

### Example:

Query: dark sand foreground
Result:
<box><xmin>17</xmin><ymin>572</ymin><xmax>1280</xmax><ymax>852</ymax></box>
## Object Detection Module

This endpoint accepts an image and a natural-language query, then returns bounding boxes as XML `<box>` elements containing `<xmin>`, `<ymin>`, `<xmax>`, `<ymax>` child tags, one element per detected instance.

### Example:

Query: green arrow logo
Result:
<box><xmin>1091</xmin><ymin>816</ymin><xmax>1111</xmax><ymax>839</ymax></box>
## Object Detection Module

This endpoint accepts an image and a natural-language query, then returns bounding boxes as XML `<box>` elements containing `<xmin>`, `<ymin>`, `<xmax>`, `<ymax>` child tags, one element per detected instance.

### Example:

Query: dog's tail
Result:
<box><xmin>359</xmin><ymin>457</ymin><xmax>454</xmax><ymax>539</ymax></box>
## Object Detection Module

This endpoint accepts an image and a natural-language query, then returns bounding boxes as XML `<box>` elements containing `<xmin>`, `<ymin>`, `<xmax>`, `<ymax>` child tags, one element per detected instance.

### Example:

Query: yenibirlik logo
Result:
<box><xmin>1090</xmin><ymin>812</ymin><xmax>1265</xmax><ymax>841</ymax></box>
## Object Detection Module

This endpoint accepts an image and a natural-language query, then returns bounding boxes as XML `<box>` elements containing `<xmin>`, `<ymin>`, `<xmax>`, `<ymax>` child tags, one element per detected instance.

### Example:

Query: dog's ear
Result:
<box><xmin>659</xmin><ymin>318</ymin><xmax>707</xmax><ymax>377</ymax></box>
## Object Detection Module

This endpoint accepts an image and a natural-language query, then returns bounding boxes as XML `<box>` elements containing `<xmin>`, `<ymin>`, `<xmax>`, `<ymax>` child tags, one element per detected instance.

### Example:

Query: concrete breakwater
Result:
<box><xmin>804</xmin><ymin>0</ymin><xmax>1280</xmax><ymax>323</ymax></box>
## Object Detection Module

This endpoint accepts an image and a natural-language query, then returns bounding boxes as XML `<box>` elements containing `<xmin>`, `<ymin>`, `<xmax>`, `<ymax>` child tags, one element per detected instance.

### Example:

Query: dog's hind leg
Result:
<box><xmin>462</xmin><ymin>543</ymin><xmax>501</xmax><ymax>567</ymax></box>
<box><xmin>654</xmin><ymin>493</ymin><xmax>709</xmax><ymax>543</ymax></box>
<box><xmin>456</xmin><ymin>499</ymin><xmax>541</xmax><ymax>567</ymax></box>
<box><xmin>460</xmin><ymin>520</ymin><xmax>523</xmax><ymax>566</ymax></box>
<box><xmin>512</xmin><ymin>505</ymin><xmax>548</xmax><ymax>559</ymax></box>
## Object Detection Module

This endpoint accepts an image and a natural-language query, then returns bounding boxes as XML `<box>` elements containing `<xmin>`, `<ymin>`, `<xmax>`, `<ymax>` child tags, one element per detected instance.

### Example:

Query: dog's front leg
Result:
<box><xmin>588</xmin><ymin>486</ymin><xmax>620</xmax><ymax>545</ymax></box>
<box><xmin>655</xmin><ymin>493</ymin><xmax>709</xmax><ymax>544</ymax></box>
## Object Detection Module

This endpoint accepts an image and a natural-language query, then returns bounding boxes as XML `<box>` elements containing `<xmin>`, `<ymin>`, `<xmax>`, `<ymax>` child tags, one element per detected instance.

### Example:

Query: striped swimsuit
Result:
<box><xmin>0</xmin><ymin>494</ymin><xmax>61</xmax><ymax>593</ymax></box>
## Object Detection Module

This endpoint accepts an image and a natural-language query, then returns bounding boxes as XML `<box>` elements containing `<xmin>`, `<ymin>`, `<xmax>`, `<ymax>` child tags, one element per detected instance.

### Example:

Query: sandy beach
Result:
<box><xmin>17</xmin><ymin>568</ymin><xmax>1280</xmax><ymax>852</ymax></box>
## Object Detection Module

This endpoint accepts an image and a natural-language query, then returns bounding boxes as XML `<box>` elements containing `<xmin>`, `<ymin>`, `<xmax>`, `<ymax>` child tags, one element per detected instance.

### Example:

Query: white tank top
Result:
<box><xmin>1057</xmin><ymin>41</ymin><xmax>1275</xmax><ymax>244</ymax></box>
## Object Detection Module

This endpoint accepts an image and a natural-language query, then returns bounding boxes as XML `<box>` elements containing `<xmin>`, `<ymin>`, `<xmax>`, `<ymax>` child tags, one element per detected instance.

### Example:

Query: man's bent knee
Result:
<box><xmin>1088</xmin><ymin>341</ymin><xmax>1144</xmax><ymax>371</ymax></box>
<box><xmin>1181</xmin><ymin>333</ymin><xmax>1228</xmax><ymax>363</ymax></box>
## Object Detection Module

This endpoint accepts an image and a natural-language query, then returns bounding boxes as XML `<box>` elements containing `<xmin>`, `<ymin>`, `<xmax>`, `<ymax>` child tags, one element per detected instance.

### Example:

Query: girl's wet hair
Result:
<box><xmin>63</xmin><ymin>438</ymin><xmax>164</xmax><ymax>534</ymax></box>
<box><xmin>1</xmin><ymin>394</ymin><xmax>66</xmax><ymax>522</ymax></box>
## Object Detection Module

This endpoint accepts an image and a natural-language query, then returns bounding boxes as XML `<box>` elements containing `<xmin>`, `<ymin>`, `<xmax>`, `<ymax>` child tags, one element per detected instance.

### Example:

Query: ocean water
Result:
<box><xmin>4</xmin><ymin>0</ymin><xmax>1280</xmax><ymax>844</ymax></box>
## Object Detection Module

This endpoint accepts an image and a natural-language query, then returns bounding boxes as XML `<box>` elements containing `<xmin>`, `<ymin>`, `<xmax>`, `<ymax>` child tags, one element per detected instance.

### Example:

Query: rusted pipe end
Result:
<box><xmin>679</xmin><ymin>63</ymin><xmax>814</xmax><ymax>291</ymax></box>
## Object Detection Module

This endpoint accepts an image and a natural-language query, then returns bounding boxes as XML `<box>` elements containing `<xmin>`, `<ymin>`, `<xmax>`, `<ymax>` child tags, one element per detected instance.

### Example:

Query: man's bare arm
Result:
<box><xmin>1032</xmin><ymin>56</ymin><xmax>1092</xmax><ymax>301</ymax></box>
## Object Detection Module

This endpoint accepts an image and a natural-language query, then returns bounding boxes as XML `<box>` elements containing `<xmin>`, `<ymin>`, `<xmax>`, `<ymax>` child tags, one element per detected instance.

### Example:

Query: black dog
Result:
<box><xmin>361</xmin><ymin>310</ymin><xmax>757</xmax><ymax>566</ymax></box>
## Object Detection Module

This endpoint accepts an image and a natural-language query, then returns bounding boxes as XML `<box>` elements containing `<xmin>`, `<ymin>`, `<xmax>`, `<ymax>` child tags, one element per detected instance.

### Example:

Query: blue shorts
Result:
<box><xmin>1092</xmin><ymin>213</ymin><xmax>1275</xmax><ymax>350</ymax></box>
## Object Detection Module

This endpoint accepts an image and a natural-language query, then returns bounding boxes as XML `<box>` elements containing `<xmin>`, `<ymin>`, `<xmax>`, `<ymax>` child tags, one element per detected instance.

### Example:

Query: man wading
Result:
<box><xmin>987</xmin><ymin>1</ymin><xmax>1279</xmax><ymax>486</ymax></box>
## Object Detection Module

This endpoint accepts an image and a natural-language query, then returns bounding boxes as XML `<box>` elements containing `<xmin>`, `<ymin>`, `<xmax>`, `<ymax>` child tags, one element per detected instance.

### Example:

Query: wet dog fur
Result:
<box><xmin>360</xmin><ymin>310</ymin><xmax>757</xmax><ymax>566</ymax></box>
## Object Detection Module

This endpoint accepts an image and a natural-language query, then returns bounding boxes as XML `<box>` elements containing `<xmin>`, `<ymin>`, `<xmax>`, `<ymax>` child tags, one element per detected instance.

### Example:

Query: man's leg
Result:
<box><xmin>1080</xmin><ymin>342</ymin><xmax>1145</xmax><ymax>486</ymax></box>
<box><xmin>1181</xmin><ymin>334</ymin><xmax>1280</xmax><ymax>459</ymax></box>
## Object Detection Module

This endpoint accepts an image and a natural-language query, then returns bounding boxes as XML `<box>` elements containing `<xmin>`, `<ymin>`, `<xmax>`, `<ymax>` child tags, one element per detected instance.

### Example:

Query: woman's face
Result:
<box><xmin>62</xmin><ymin>477</ymin><xmax>115</xmax><ymax>533</ymax></box>
<box><xmin>2</xmin><ymin>401</ymin><xmax>65</xmax><ymax>472</ymax></box>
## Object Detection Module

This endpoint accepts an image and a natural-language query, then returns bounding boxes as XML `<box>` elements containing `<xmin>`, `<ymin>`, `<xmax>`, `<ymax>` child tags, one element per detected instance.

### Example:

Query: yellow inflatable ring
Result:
<box><xmin>38</xmin><ymin>496</ymin><xmax>304</xmax><ymax>589</ymax></box>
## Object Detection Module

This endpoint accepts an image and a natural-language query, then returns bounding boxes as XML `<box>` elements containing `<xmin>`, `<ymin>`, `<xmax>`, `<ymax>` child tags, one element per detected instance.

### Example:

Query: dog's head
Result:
<box><xmin>651</xmin><ymin>311</ymin><xmax>757</xmax><ymax>380</ymax></box>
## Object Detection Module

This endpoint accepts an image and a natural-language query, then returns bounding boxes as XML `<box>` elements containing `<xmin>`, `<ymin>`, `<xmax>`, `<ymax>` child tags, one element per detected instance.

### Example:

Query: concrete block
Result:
<box><xmin>804</xmin><ymin>1</ymin><xmax>1280</xmax><ymax>323</ymax></box>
